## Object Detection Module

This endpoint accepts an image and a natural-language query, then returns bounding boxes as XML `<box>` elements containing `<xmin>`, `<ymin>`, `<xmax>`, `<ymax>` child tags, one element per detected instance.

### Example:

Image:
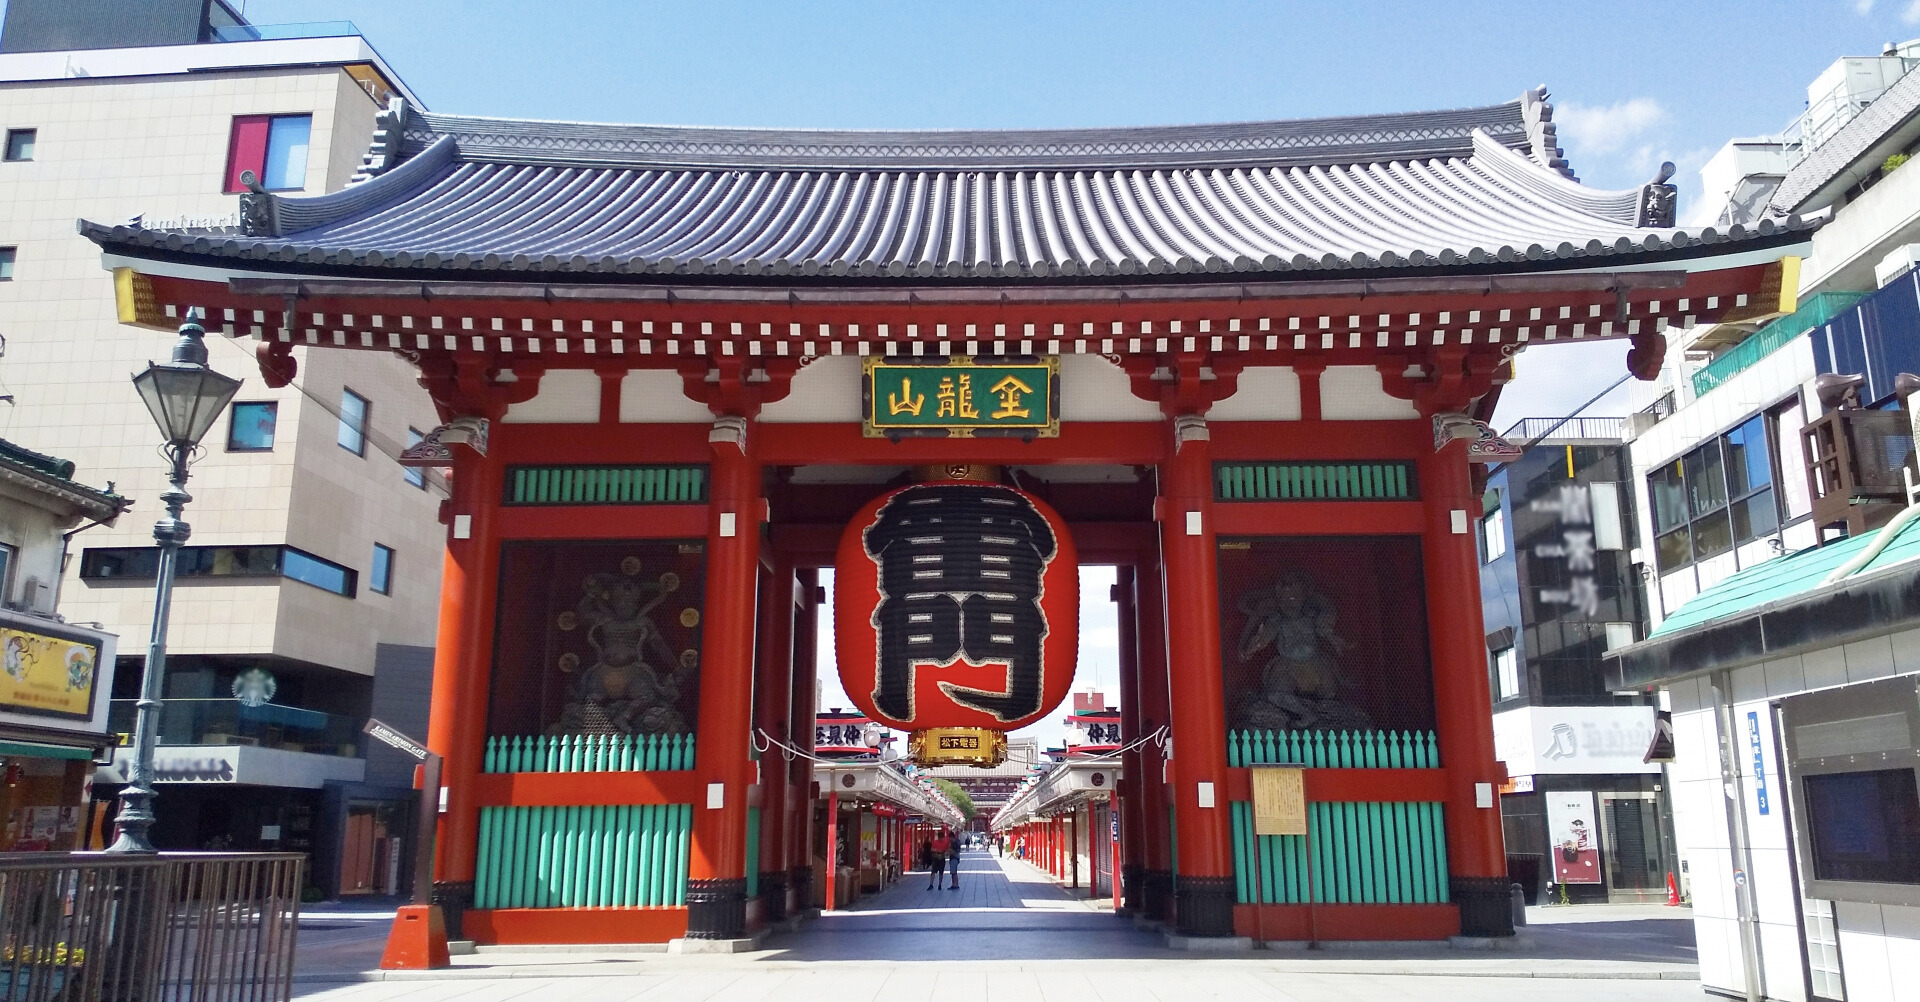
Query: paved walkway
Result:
<box><xmin>291</xmin><ymin>849</ymin><xmax>1702</xmax><ymax>1001</ymax></box>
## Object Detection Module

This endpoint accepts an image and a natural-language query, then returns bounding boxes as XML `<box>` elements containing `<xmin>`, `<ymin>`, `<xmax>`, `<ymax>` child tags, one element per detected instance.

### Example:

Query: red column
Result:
<box><xmin>686</xmin><ymin>419</ymin><xmax>761</xmax><ymax>940</ymax></box>
<box><xmin>423</xmin><ymin>446</ymin><xmax>504</xmax><ymax>928</ymax></box>
<box><xmin>1160</xmin><ymin>415</ymin><xmax>1236</xmax><ymax>937</ymax></box>
<box><xmin>1135</xmin><ymin>557</ymin><xmax>1174</xmax><ymax>923</ymax></box>
<box><xmin>752</xmin><ymin>559</ymin><xmax>795</xmax><ymax>923</ymax></box>
<box><xmin>1419</xmin><ymin>434</ymin><xmax>1512</xmax><ymax>936</ymax></box>
<box><xmin>823</xmin><ymin>792</ymin><xmax>839</xmax><ymax>911</ymax></box>
<box><xmin>787</xmin><ymin>569</ymin><xmax>820</xmax><ymax>915</ymax></box>
<box><xmin>1115</xmin><ymin>567</ymin><xmax>1146</xmax><ymax>913</ymax></box>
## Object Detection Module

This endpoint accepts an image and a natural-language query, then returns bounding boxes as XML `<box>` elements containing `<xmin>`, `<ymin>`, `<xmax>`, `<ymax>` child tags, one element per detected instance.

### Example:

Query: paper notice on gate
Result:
<box><xmin>1251</xmin><ymin>766</ymin><xmax>1306</xmax><ymax>836</ymax></box>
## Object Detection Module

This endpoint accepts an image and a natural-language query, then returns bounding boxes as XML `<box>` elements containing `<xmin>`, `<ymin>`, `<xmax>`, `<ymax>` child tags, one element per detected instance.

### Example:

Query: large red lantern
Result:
<box><xmin>834</xmin><ymin>468</ymin><xmax>1078</xmax><ymax>767</ymax></box>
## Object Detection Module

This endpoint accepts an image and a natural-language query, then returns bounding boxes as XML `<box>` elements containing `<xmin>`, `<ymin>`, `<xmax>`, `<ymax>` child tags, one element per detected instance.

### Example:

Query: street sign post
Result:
<box><xmin>363</xmin><ymin>718</ymin><xmax>438</xmax><ymax>906</ymax></box>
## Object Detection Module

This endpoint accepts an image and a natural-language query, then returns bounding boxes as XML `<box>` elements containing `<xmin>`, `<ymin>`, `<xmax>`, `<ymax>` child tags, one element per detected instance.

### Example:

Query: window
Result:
<box><xmin>404</xmin><ymin>428</ymin><xmax>426</xmax><ymax>488</ymax></box>
<box><xmin>224</xmin><ymin>114</ymin><xmax>311</xmax><ymax>193</ymax></box>
<box><xmin>1648</xmin><ymin>414</ymin><xmax>1788</xmax><ymax>573</ymax></box>
<box><xmin>0</xmin><ymin>543</ymin><xmax>15</xmax><ymax>607</ymax></box>
<box><xmin>1491</xmin><ymin>647</ymin><xmax>1519</xmax><ymax>700</ymax></box>
<box><xmin>1481</xmin><ymin>507</ymin><xmax>1507</xmax><ymax>562</ymax></box>
<box><xmin>1603</xmin><ymin>622</ymin><xmax>1636</xmax><ymax>652</ymax></box>
<box><xmin>370</xmin><ymin>544</ymin><xmax>394</xmax><ymax>595</ymax></box>
<box><xmin>79</xmin><ymin>544</ymin><xmax>355</xmax><ymax>597</ymax></box>
<box><xmin>4</xmin><ymin>129</ymin><xmax>34</xmax><ymax>162</ymax></box>
<box><xmin>337</xmin><ymin>389</ymin><xmax>368</xmax><ymax>456</ymax></box>
<box><xmin>226</xmin><ymin>401</ymin><xmax>278</xmax><ymax>451</ymax></box>
<box><xmin>0</xmin><ymin>248</ymin><xmax>15</xmax><ymax>281</ymax></box>
<box><xmin>1803</xmin><ymin>769</ymin><xmax>1920</xmax><ymax>885</ymax></box>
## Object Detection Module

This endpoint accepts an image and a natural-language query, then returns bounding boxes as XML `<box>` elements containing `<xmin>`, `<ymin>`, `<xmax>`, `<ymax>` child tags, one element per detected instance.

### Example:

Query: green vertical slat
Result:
<box><xmin>638</xmin><ymin>804</ymin><xmax>657</xmax><ymax>907</ymax></box>
<box><xmin>620</xmin><ymin>805</ymin><xmax>638</xmax><ymax>906</ymax></box>
<box><xmin>642</xmin><ymin>734</ymin><xmax>658</xmax><ymax>772</ymax></box>
<box><xmin>1365</xmin><ymin>802</ymin><xmax>1383</xmax><ymax>903</ymax></box>
<box><xmin>509</xmin><ymin>807</ymin><xmax>527</xmax><ymax>908</ymax></box>
<box><xmin>1431</xmin><ymin>803</ymin><xmax>1450</xmax><ymax>902</ymax></box>
<box><xmin>746</xmin><ymin>807</ymin><xmax>762</xmax><ymax>898</ymax></box>
<box><xmin>1419</xmin><ymin>802</ymin><xmax>1439</xmax><ymax>904</ymax></box>
<box><xmin>677</xmin><ymin>804</ymin><xmax>693</xmax><ymax>905</ymax></box>
<box><xmin>530</xmin><ymin>807</ymin><xmax>550</xmax><ymax>908</ymax></box>
<box><xmin>1231</xmin><ymin>803</ymin><xmax>1249</xmax><ymax>904</ymax></box>
<box><xmin>474</xmin><ymin>808</ymin><xmax>493</xmax><ymax>909</ymax></box>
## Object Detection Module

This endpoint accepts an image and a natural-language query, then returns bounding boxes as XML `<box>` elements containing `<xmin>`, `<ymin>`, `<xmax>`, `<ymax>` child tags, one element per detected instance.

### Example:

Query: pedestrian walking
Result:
<box><xmin>927</xmin><ymin>829</ymin><xmax>951</xmax><ymax>890</ymax></box>
<box><xmin>917</xmin><ymin>835</ymin><xmax>932</xmax><ymax>873</ymax></box>
<box><xmin>947</xmin><ymin>830</ymin><xmax>963</xmax><ymax>890</ymax></box>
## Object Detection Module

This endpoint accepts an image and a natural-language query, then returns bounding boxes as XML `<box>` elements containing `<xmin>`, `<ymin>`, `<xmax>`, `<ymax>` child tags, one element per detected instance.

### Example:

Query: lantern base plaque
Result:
<box><xmin>909</xmin><ymin>727</ymin><xmax>1008</xmax><ymax>768</ymax></box>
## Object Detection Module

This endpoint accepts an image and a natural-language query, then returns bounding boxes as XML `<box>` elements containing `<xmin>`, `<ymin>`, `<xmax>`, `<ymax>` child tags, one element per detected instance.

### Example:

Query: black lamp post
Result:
<box><xmin>107</xmin><ymin>319</ymin><xmax>242</xmax><ymax>854</ymax></box>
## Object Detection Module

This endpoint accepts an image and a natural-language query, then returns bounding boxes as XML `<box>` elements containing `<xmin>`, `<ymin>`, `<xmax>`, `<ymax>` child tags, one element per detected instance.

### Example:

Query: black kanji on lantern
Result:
<box><xmin>863</xmin><ymin>485</ymin><xmax>1058</xmax><ymax>723</ymax></box>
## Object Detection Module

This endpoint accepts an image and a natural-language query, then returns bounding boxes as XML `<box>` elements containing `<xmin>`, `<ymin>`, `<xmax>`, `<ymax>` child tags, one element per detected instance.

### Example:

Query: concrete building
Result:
<box><xmin>1476</xmin><ymin>418</ymin><xmax>1668</xmax><ymax>906</ymax></box>
<box><xmin>0</xmin><ymin>437</ymin><xmax>123</xmax><ymax>851</ymax></box>
<box><xmin>0</xmin><ymin>0</ymin><xmax>440</xmax><ymax>897</ymax></box>
<box><xmin>1610</xmin><ymin>38</ymin><xmax>1920</xmax><ymax>1002</ymax></box>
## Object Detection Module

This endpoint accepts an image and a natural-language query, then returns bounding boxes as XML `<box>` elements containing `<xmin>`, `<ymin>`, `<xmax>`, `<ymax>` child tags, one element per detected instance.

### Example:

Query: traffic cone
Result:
<box><xmin>1665</xmin><ymin>872</ymin><xmax>1681</xmax><ymax>907</ymax></box>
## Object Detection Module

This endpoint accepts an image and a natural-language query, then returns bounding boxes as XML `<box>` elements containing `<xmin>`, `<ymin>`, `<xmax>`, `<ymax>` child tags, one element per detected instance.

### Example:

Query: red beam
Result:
<box><xmin>1224</xmin><ymin>767</ymin><xmax>1448</xmax><ymax>803</ymax></box>
<box><xmin>472</xmin><ymin>771</ymin><xmax>707</xmax><ymax>807</ymax></box>
<box><xmin>756</xmin><ymin>422</ymin><xmax>1164</xmax><ymax>466</ymax></box>
<box><xmin>465</xmin><ymin>907</ymin><xmax>688</xmax><ymax>945</ymax></box>
<box><xmin>1209</xmin><ymin>420</ymin><xmax>1425</xmax><ymax>459</ymax></box>
<box><xmin>1214</xmin><ymin>502</ymin><xmax>1423</xmax><ymax>536</ymax></box>
<box><xmin>495</xmin><ymin>505</ymin><xmax>708</xmax><ymax>540</ymax></box>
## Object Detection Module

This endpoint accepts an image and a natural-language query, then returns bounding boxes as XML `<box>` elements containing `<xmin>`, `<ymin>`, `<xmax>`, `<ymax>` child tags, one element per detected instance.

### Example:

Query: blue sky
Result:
<box><xmin>214</xmin><ymin>1</ymin><xmax>1913</xmax><ymax>747</ymax></box>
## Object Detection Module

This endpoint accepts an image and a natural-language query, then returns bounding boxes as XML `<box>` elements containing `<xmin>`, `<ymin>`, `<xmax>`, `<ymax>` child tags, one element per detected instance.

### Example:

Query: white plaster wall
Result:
<box><xmin>503</xmin><ymin>368</ymin><xmax>599</xmax><ymax>424</ymax></box>
<box><xmin>1208</xmin><ymin>366</ymin><xmax>1302</xmax><ymax>421</ymax></box>
<box><xmin>0</xmin><ymin>66</ymin><xmax>439</xmax><ymax>671</ymax></box>
<box><xmin>621</xmin><ymin>368</ymin><xmax>715</xmax><ymax>423</ymax></box>
<box><xmin>1057</xmin><ymin>354</ymin><xmax>1161</xmax><ymax>422</ymax></box>
<box><xmin>760</xmin><ymin>356</ymin><xmax>860</xmax><ymax>424</ymax></box>
<box><xmin>1319</xmin><ymin>366</ymin><xmax>1417</xmax><ymax>420</ymax></box>
<box><xmin>0</xmin><ymin>483</ymin><xmax>80</xmax><ymax>613</ymax></box>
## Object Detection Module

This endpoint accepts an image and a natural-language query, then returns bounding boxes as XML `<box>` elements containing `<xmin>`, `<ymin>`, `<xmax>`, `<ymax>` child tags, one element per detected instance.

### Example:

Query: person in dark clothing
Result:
<box><xmin>946</xmin><ymin>832</ymin><xmax>963</xmax><ymax>890</ymax></box>
<box><xmin>917</xmin><ymin>836</ymin><xmax>933</xmax><ymax>873</ymax></box>
<box><xmin>927</xmin><ymin>830</ymin><xmax>951</xmax><ymax>890</ymax></box>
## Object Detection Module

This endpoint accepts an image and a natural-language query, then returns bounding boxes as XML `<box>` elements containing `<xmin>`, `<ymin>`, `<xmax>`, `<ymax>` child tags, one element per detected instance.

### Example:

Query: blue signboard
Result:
<box><xmin>1748</xmin><ymin>710</ymin><xmax>1770</xmax><ymax>816</ymax></box>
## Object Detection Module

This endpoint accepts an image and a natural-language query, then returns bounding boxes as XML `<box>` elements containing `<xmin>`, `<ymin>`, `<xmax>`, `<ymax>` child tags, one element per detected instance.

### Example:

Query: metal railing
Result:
<box><xmin>1500</xmin><ymin>416</ymin><xmax>1627</xmax><ymax>443</ymax></box>
<box><xmin>209</xmin><ymin>21</ymin><xmax>362</xmax><ymax>42</ymax></box>
<box><xmin>1691</xmin><ymin>292</ymin><xmax>1868</xmax><ymax>398</ymax></box>
<box><xmin>0</xmin><ymin>851</ymin><xmax>302</xmax><ymax>1001</ymax></box>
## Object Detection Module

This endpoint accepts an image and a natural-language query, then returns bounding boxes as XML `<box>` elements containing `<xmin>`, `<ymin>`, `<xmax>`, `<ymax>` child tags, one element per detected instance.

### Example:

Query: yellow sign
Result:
<box><xmin>0</xmin><ymin>624</ymin><xmax>101</xmax><ymax>721</ymax></box>
<box><xmin>1251</xmin><ymin>766</ymin><xmax>1306</xmax><ymax>836</ymax></box>
<box><xmin>863</xmin><ymin>357</ymin><xmax>1060</xmax><ymax>438</ymax></box>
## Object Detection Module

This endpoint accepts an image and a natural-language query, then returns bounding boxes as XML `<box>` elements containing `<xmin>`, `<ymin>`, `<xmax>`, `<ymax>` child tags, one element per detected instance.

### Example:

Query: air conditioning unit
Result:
<box><xmin>1875</xmin><ymin>244</ymin><xmax>1920</xmax><ymax>287</ymax></box>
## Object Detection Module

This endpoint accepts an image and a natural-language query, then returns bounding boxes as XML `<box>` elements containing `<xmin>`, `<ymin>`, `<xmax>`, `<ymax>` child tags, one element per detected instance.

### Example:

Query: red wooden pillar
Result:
<box><xmin>823</xmin><ymin>792</ymin><xmax>839</xmax><ymax>911</ymax></box>
<box><xmin>752</xmin><ymin>559</ymin><xmax>795</xmax><ymax>924</ymax></box>
<box><xmin>787</xmin><ymin>569</ymin><xmax>820</xmax><ymax>915</ymax></box>
<box><xmin>1159</xmin><ymin>414</ymin><xmax>1236</xmax><ymax>938</ymax></box>
<box><xmin>1110</xmin><ymin>790</ymin><xmax>1122</xmax><ymax>910</ymax></box>
<box><xmin>1135</xmin><ymin>557</ymin><xmax>1174</xmax><ymax>923</ymax></box>
<box><xmin>1114</xmin><ymin>566</ymin><xmax>1145</xmax><ymax>912</ymax></box>
<box><xmin>422</xmin><ymin>445</ymin><xmax>504</xmax><ymax>933</ymax></box>
<box><xmin>686</xmin><ymin>417</ymin><xmax>761</xmax><ymax>940</ymax></box>
<box><xmin>1419</xmin><ymin>432</ymin><xmax>1513</xmax><ymax>937</ymax></box>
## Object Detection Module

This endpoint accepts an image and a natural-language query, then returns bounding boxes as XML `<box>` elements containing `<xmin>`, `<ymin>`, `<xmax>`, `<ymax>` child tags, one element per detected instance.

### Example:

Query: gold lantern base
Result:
<box><xmin>908</xmin><ymin>727</ymin><xmax>1008</xmax><ymax>768</ymax></box>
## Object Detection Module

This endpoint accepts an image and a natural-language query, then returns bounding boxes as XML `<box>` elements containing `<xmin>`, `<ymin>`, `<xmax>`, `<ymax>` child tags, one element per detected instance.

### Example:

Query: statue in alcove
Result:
<box><xmin>550</xmin><ymin>570</ymin><xmax>694</xmax><ymax>735</ymax></box>
<box><xmin>1233</xmin><ymin>571</ymin><xmax>1373</xmax><ymax>732</ymax></box>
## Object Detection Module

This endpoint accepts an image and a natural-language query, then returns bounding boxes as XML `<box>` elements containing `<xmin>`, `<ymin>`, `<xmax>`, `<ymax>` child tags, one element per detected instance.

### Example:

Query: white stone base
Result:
<box><xmin>1164</xmin><ymin>933</ymin><xmax>1254</xmax><ymax>951</ymax></box>
<box><xmin>667</xmin><ymin>933</ymin><xmax>766</xmax><ymax>955</ymax></box>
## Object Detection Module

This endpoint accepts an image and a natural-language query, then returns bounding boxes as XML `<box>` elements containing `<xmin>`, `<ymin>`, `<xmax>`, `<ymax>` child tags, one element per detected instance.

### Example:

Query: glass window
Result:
<box><xmin>404</xmin><ymin>428</ymin><xmax>426</xmax><ymax>488</ymax></box>
<box><xmin>1733</xmin><ymin>490</ymin><xmax>1780</xmax><ymax>541</ymax></box>
<box><xmin>1692</xmin><ymin>510</ymin><xmax>1734</xmax><ymax>561</ymax></box>
<box><xmin>1684</xmin><ymin>441</ymin><xmax>1728</xmax><ymax>517</ymax></box>
<box><xmin>1491</xmin><ymin>647</ymin><xmax>1519</xmax><ymax>700</ymax></box>
<box><xmin>370</xmin><ymin>544</ymin><xmax>393</xmax><ymax>595</ymax></box>
<box><xmin>1725</xmin><ymin>416</ymin><xmax>1772</xmax><ymax>496</ymax></box>
<box><xmin>1481</xmin><ymin>507</ymin><xmax>1507</xmax><ymax>562</ymax></box>
<box><xmin>1651</xmin><ymin>464</ymin><xmax>1688</xmax><ymax>533</ymax></box>
<box><xmin>1604</xmin><ymin>622</ymin><xmax>1636</xmax><ymax>651</ymax></box>
<box><xmin>226</xmin><ymin>401</ymin><xmax>277</xmax><ymax>451</ymax></box>
<box><xmin>1656</xmin><ymin>527</ymin><xmax>1692</xmax><ymax>572</ymax></box>
<box><xmin>1773</xmin><ymin>400</ymin><xmax>1814</xmax><ymax>520</ymax></box>
<box><xmin>4</xmin><ymin>129</ymin><xmax>34</xmax><ymax>162</ymax></box>
<box><xmin>224</xmin><ymin>114</ymin><xmax>312</xmax><ymax>193</ymax></box>
<box><xmin>0</xmin><ymin>544</ymin><xmax>15</xmax><ymax>606</ymax></box>
<box><xmin>0</xmin><ymin>248</ymin><xmax>15</xmax><ymax>281</ymax></box>
<box><xmin>1803</xmin><ymin>769</ymin><xmax>1920</xmax><ymax>885</ymax></box>
<box><xmin>281</xmin><ymin>547</ymin><xmax>356</xmax><ymax>597</ymax></box>
<box><xmin>337</xmin><ymin>389</ymin><xmax>368</xmax><ymax>456</ymax></box>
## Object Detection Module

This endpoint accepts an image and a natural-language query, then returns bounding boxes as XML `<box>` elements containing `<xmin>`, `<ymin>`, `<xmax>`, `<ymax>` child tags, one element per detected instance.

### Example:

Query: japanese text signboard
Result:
<box><xmin>0</xmin><ymin>622</ymin><xmax>101</xmax><ymax>721</ymax></box>
<box><xmin>863</xmin><ymin>357</ymin><xmax>1060</xmax><ymax>438</ymax></box>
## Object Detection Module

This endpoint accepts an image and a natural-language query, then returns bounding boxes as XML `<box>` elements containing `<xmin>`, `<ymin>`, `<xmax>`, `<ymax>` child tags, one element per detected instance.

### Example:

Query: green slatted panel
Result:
<box><xmin>1226</xmin><ymin>729</ymin><xmax>1439</xmax><ymax>768</ymax></box>
<box><xmin>1214</xmin><ymin>462</ymin><xmax>1417</xmax><ymax>501</ymax></box>
<box><xmin>507</xmin><ymin>465</ymin><xmax>708</xmax><ymax>505</ymax></box>
<box><xmin>475</xmin><ymin>803</ymin><xmax>693</xmax><ymax>909</ymax></box>
<box><xmin>484</xmin><ymin>733</ymin><xmax>696</xmax><ymax>772</ymax></box>
<box><xmin>1229</xmin><ymin>800</ymin><xmax>1450</xmax><ymax>904</ymax></box>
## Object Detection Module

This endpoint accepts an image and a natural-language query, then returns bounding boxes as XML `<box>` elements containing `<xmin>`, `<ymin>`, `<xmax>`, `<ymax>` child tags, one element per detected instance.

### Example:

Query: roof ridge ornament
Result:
<box><xmin>1520</xmin><ymin>85</ymin><xmax>1574</xmax><ymax>180</ymax></box>
<box><xmin>350</xmin><ymin>97</ymin><xmax>410</xmax><ymax>186</ymax></box>
<box><xmin>1636</xmin><ymin>161</ymin><xmax>1679</xmax><ymax>229</ymax></box>
<box><xmin>235</xmin><ymin>170</ymin><xmax>280</xmax><ymax>238</ymax></box>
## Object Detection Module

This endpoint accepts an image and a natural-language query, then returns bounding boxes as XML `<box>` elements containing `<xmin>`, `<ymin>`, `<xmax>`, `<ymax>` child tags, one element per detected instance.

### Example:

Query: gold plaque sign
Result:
<box><xmin>908</xmin><ymin>726</ymin><xmax>1008</xmax><ymax>768</ymax></box>
<box><xmin>863</xmin><ymin>356</ymin><xmax>1060</xmax><ymax>439</ymax></box>
<box><xmin>1251</xmin><ymin>765</ymin><xmax>1306</xmax><ymax>836</ymax></box>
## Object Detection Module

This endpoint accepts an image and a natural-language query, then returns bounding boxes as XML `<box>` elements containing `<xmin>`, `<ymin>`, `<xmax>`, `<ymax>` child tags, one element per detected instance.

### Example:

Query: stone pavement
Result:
<box><xmin>291</xmin><ymin>849</ymin><xmax>1704</xmax><ymax>1000</ymax></box>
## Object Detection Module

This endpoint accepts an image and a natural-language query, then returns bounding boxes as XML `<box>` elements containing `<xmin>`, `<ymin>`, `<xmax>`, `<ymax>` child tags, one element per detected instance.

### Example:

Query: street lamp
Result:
<box><xmin>107</xmin><ymin>319</ymin><xmax>242</xmax><ymax>854</ymax></box>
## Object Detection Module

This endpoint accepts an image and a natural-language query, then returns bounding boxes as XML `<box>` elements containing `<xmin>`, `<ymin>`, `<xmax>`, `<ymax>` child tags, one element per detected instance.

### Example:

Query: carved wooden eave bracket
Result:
<box><xmin>418</xmin><ymin>355</ymin><xmax>544</xmax><ymax>423</ymax></box>
<box><xmin>1375</xmin><ymin>346</ymin><xmax>1501</xmax><ymax>419</ymax></box>
<box><xmin>677</xmin><ymin>356</ymin><xmax>799</xmax><ymax>419</ymax></box>
<box><xmin>1122</xmin><ymin>352</ymin><xmax>1244</xmax><ymax>418</ymax></box>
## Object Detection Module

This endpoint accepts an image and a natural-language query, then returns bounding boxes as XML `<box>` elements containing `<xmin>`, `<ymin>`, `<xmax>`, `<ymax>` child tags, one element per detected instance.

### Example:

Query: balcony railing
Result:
<box><xmin>1502</xmin><ymin>416</ymin><xmax>1627</xmax><ymax>443</ymax></box>
<box><xmin>209</xmin><ymin>21</ymin><xmax>362</xmax><ymax>42</ymax></box>
<box><xmin>1692</xmin><ymin>292</ymin><xmax>1868</xmax><ymax>398</ymax></box>
<box><xmin>107</xmin><ymin>699</ymin><xmax>362</xmax><ymax>758</ymax></box>
<box><xmin>0</xmin><ymin>851</ymin><xmax>301</xmax><ymax>1001</ymax></box>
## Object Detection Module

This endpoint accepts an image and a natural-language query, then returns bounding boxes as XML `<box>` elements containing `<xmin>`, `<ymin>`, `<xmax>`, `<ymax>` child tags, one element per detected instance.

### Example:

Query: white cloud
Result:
<box><xmin>1904</xmin><ymin>0</ymin><xmax>1920</xmax><ymax>23</ymax></box>
<box><xmin>1857</xmin><ymin>0</ymin><xmax>1875</xmax><ymax>14</ymax></box>
<box><xmin>1555</xmin><ymin>98</ymin><xmax>1668</xmax><ymax>157</ymax></box>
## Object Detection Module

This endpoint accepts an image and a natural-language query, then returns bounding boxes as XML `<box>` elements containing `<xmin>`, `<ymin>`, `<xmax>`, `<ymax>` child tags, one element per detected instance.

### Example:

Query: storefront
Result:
<box><xmin>0</xmin><ymin>611</ymin><xmax>117</xmax><ymax>852</ymax></box>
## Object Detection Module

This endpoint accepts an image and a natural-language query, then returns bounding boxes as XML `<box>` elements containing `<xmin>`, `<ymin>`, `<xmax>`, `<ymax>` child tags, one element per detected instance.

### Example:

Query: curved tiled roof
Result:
<box><xmin>82</xmin><ymin>92</ymin><xmax>1817</xmax><ymax>283</ymax></box>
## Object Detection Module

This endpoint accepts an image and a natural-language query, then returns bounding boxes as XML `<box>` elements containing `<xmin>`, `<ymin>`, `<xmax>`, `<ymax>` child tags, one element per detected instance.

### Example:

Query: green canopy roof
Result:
<box><xmin>1651</xmin><ymin>518</ymin><xmax>1920</xmax><ymax>638</ymax></box>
